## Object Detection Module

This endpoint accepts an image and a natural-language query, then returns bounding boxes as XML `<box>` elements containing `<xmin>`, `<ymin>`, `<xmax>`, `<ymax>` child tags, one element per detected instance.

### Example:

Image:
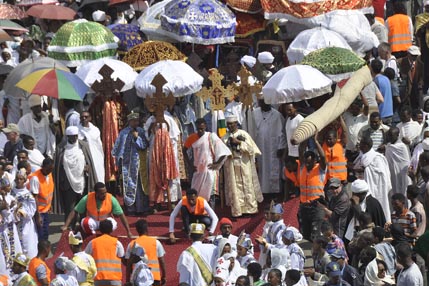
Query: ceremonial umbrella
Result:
<box><xmin>0</xmin><ymin>28</ymin><xmax>12</xmax><ymax>41</ymax></box>
<box><xmin>160</xmin><ymin>0</ymin><xmax>236</xmax><ymax>45</ymax></box>
<box><xmin>0</xmin><ymin>4</ymin><xmax>27</xmax><ymax>19</ymax></box>
<box><xmin>122</xmin><ymin>41</ymin><xmax>187</xmax><ymax>71</ymax></box>
<box><xmin>108</xmin><ymin>24</ymin><xmax>144</xmax><ymax>54</ymax></box>
<box><xmin>16</xmin><ymin>68</ymin><xmax>89</xmax><ymax>101</ymax></box>
<box><xmin>0</xmin><ymin>19</ymin><xmax>28</xmax><ymax>32</ymax></box>
<box><xmin>4</xmin><ymin>57</ymin><xmax>69</xmax><ymax>97</ymax></box>
<box><xmin>235</xmin><ymin>10</ymin><xmax>265</xmax><ymax>38</ymax></box>
<box><xmin>16</xmin><ymin>0</ymin><xmax>58</xmax><ymax>6</ymax></box>
<box><xmin>224</xmin><ymin>0</ymin><xmax>262</xmax><ymax>13</ymax></box>
<box><xmin>287</xmin><ymin>27</ymin><xmax>352</xmax><ymax>64</ymax></box>
<box><xmin>76</xmin><ymin>58</ymin><xmax>138</xmax><ymax>92</ymax></box>
<box><xmin>138</xmin><ymin>0</ymin><xmax>176</xmax><ymax>42</ymax></box>
<box><xmin>301</xmin><ymin>47</ymin><xmax>366</xmax><ymax>82</ymax></box>
<box><xmin>262</xmin><ymin>65</ymin><xmax>332</xmax><ymax>104</ymax></box>
<box><xmin>47</xmin><ymin>19</ymin><xmax>118</xmax><ymax>67</ymax></box>
<box><xmin>27</xmin><ymin>5</ymin><xmax>77</xmax><ymax>20</ymax></box>
<box><xmin>135</xmin><ymin>60</ymin><xmax>203</xmax><ymax>98</ymax></box>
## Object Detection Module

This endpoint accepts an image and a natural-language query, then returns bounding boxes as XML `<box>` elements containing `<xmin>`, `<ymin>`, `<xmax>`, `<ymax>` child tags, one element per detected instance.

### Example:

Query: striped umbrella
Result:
<box><xmin>16</xmin><ymin>68</ymin><xmax>89</xmax><ymax>101</ymax></box>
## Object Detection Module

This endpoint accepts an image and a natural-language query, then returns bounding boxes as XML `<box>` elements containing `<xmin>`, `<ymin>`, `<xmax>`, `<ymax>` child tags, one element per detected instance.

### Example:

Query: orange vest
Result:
<box><xmin>132</xmin><ymin>235</ymin><xmax>161</xmax><ymax>280</ymax></box>
<box><xmin>299</xmin><ymin>163</ymin><xmax>326</xmax><ymax>203</ymax></box>
<box><xmin>0</xmin><ymin>274</ymin><xmax>8</xmax><ymax>286</ymax></box>
<box><xmin>284</xmin><ymin>160</ymin><xmax>300</xmax><ymax>187</ymax></box>
<box><xmin>387</xmin><ymin>14</ymin><xmax>412</xmax><ymax>52</ymax></box>
<box><xmin>86</xmin><ymin>192</ymin><xmax>113</xmax><ymax>221</ymax></box>
<box><xmin>323</xmin><ymin>142</ymin><xmax>347</xmax><ymax>181</ymax></box>
<box><xmin>28</xmin><ymin>257</ymin><xmax>51</xmax><ymax>286</ymax></box>
<box><xmin>92</xmin><ymin>234</ymin><xmax>122</xmax><ymax>283</ymax></box>
<box><xmin>182</xmin><ymin>196</ymin><xmax>207</xmax><ymax>215</ymax></box>
<box><xmin>28</xmin><ymin>169</ymin><xmax>54</xmax><ymax>213</ymax></box>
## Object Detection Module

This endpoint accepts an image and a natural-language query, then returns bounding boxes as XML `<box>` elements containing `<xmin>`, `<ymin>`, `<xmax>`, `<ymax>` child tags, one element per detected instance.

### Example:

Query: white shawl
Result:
<box><xmin>63</xmin><ymin>142</ymin><xmax>85</xmax><ymax>194</ymax></box>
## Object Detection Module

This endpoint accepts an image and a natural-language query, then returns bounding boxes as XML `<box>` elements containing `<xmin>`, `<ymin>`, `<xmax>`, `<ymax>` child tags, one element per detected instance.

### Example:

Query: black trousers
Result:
<box><xmin>181</xmin><ymin>206</ymin><xmax>212</xmax><ymax>234</ymax></box>
<box><xmin>298</xmin><ymin>203</ymin><xmax>325</xmax><ymax>241</ymax></box>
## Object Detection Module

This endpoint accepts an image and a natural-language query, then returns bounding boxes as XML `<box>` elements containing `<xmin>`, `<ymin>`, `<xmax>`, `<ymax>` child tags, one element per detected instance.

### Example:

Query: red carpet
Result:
<box><xmin>47</xmin><ymin>197</ymin><xmax>300</xmax><ymax>284</ymax></box>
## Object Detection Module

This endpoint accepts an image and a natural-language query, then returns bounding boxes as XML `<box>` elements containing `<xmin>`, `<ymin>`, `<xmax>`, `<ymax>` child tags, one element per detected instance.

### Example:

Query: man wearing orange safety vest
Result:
<box><xmin>29</xmin><ymin>158</ymin><xmax>54</xmax><ymax>241</ymax></box>
<box><xmin>168</xmin><ymin>188</ymin><xmax>218</xmax><ymax>243</ymax></box>
<box><xmin>297</xmin><ymin>132</ymin><xmax>327</xmax><ymax>241</ymax></box>
<box><xmin>61</xmin><ymin>182</ymin><xmax>133</xmax><ymax>239</ymax></box>
<box><xmin>386</xmin><ymin>2</ymin><xmax>413</xmax><ymax>58</ymax></box>
<box><xmin>85</xmin><ymin>219</ymin><xmax>124</xmax><ymax>286</ymax></box>
<box><xmin>126</xmin><ymin>219</ymin><xmax>166</xmax><ymax>286</ymax></box>
<box><xmin>322</xmin><ymin>129</ymin><xmax>348</xmax><ymax>186</ymax></box>
<box><xmin>28</xmin><ymin>240</ymin><xmax>51</xmax><ymax>286</ymax></box>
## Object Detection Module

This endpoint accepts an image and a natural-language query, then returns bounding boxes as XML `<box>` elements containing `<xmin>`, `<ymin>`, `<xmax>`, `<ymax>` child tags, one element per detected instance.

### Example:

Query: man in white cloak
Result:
<box><xmin>385</xmin><ymin>127</ymin><xmax>411</xmax><ymax>197</ymax></box>
<box><xmin>249</xmin><ymin>98</ymin><xmax>286</xmax><ymax>194</ymax></box>
<box><xmin>78</xmin><ymin>111</ymin><xmax>105</xmax><ymax>183</ymax></box>
<box><xmin>354</xmin><ymin>135</ymin><xmax>392</xmax><ymax>221</ymax></box>
<box><xmin>144</xmin><ymin>110</ymin><xmax>181</xmax><ymax>203</ymax></box>
<box><xmin>396</xmin><ymin>107</ymin><xmax>423</xmax><ymax>148</ymax></box>
<box><xmin>22</xmin><ymin>136</ymin><xmax>44</xmax><ymax>171</ymax></box>
<box><xmin>222</xmin><ymin>115</ymin><xmax>263</xmax><ymax>217</ymax></box>
<box><xmin>183</xmin><ymin>118</ymin><xmax>231</xmax><ymax>203</ymax></box>
<box><xmin>17</xmin><ymin>94</ymin><xmax>55</xmax><ymax>158</ymax></box>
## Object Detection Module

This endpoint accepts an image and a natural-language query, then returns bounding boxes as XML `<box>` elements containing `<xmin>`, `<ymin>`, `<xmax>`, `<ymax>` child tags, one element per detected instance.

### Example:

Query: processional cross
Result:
<box><xmin>196</xmin><ymin>68</ymin><xmax>237</xmax><ymax>111</ymax></box>
<box><xmin>144</xmin><ymin>73</ymin><xmax>176</xmax><ymax>128</ymax></box>
<box><xmin>91</xmin><ymin>64</ymin><xmax>125</xmax><ymax>97</ymax></box>
<box><xmin>235</xmin><ymin>65</ymin><xmax>262</xmax><ymax>110</ymax></box>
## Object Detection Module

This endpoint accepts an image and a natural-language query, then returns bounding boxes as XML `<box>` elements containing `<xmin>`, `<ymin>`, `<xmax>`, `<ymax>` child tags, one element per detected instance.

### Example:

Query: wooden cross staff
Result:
<box><xmin>91</xmin><ymin>64</ymin><xmax>125</xmax><ymax>97</ymax></box>
<box><xmin>196</xmin><ymin>68</ymin><xmax>237</xmax><ymax>111</ymax></box>
<box><xmin>235</xmin><ymin>65</ymin><xmax>262</xmax><ymax>110</ymax></box>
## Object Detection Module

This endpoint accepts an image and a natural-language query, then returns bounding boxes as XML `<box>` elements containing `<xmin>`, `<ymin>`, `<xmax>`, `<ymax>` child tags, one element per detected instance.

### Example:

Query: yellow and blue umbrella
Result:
<box><xmin>16</xmin><ymin>68</ymin><xmax>89</xmax><ymax>101</ymax></box>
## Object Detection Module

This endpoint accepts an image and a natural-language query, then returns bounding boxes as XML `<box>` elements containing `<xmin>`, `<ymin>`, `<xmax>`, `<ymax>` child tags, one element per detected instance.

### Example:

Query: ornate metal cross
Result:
<box><xmin>196</xmin><ymin>68</ymin><xmax>237</xmax><ymax>111</ymax></box>
<box><xmin>234</xmin><ymin>65</ymin><xmax>262</xmax><ymax>110</ymax></box>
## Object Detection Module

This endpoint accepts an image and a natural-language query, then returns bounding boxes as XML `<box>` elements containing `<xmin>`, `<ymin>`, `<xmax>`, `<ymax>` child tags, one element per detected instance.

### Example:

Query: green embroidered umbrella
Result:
<box><xmin>301</xmin><ymin>47</ymin><xmax>366</xmax><ymax>82</ymax></box>
<box><xmin>47</xmin><ymin>19</ymin><xmax>118</xmax><ymax>67</ymax></box>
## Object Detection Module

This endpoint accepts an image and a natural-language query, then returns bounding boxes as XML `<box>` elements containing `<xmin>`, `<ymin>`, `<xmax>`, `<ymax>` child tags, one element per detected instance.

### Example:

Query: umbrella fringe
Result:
<box><xmin>47</xmin><ymin>42</ymin><xmax>118</xmax><ymax>53</ymax></box>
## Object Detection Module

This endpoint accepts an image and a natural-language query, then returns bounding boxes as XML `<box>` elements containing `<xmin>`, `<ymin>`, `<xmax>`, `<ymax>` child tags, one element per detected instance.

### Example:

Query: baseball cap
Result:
<box><xmin>326</xmin><ymin>261</ymin><xmax>342</xmax><ymax>277</ymax></box>
<box><xmin>2</xmin><ymin>123</ymin><xmax>19</xmax><ymax>134</ymax></box>
<box><xmin>328</xmin><ymin>178</ymin><xmax>341</xmax><ymax>188</ymax></box>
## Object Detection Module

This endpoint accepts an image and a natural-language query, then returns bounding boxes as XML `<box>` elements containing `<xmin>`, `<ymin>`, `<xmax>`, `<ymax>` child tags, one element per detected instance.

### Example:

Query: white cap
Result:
<box><xmin>92</xmin><ymin>10</ymin><xmax>106</xmax><ymax>22</ymax></box>
<box><xmin>240</xmin><ymin>55</ymin><xmax>256</xmax><ymax>68</ymax></box>
<box><xmin>257</xmin><ymin>51</ymin><xmax>274</xmax><ymax>64</ymax></box>
<box><xmin>65</xmin><ymin>126</ymin><xmax>79</xmax><ymax>136</ymax></box>
<box><xmin>28</xmin><ymin>94</ymin><xmax>41</xmax><ymax>108</ymax></box>
<box><xmin>408</xmin><ymin>45</ymin><xmax>421</xmax><ymax>56</ymax></box>
<box><xmin>422</xmin><ymin>138</ymin><xmax>429</xmax><ymax>151</ymax></box>
<box><xmin>351</xmin><ymin>179</ymin><xmax>369</xmax><ymax>193</ymax></box>
<box><xmin>226</xmin><ymin>115</ymin><xmax>238</xmax><ymax>123</ymax></box>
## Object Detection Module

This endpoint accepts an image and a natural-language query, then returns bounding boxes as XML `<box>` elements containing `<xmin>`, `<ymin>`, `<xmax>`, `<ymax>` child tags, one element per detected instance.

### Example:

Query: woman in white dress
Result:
<box><xmin>12</xmin><ymin>169</ymin><xmax>38</xmax><ymax>258</ymax></box>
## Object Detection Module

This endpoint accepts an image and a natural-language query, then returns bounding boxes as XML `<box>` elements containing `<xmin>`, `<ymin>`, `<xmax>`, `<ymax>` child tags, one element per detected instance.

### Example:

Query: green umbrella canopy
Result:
<box><xmin>47</xmin><ymin>19</ymin><xmax>118</xmax><ymax>67</ymax></box>
<box><xmin>301</xmin><ymin>47</ymin><xmax>366</xmax><ymax>82</ymax></box>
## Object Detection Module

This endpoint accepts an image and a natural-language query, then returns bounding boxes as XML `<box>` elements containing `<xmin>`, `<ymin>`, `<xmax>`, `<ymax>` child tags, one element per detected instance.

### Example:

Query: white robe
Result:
<box><xmin>190</xmin><ymin>132</ymin><xmax>231</xmax><ymax>201</ymax></box>
<box><xmin>397</xmin><ymin>120</ymin><xmax>422</xmax><ymax>147</ymax></box>
<box><xmin>385</xmin><ymin>141</ymin><xmax>411</xmax><ymax>196</ymax></box>
<box><xmin>50</xmin><ymin>274</ymin><xmax>79</xmax><ymax>286</ymax></box>
<box><xmin>0</xmin><ymin>193</ymin><xmax>22</xmax><ymax>268</ymax></box>
<box><xmin>12</xmin><ymin>187</ymin><xmax>38</xmax><ymax>259</ymax></box>
<box><xmin>251</xmin><ymin>107</ymin><xmax>286</xmax><ymax>194</ymax></box>
<box><xmin>78</xmin><ymin>122</ymin><xmax>105</xmax><ymax>183</ymax></box>
<box><xmin>17</xmin><ymin>112</ymin><xmax>55</xmax><ymax>158</ymax></box>
<box><xmin>177</xmin><ymin>241</ymin><xmax>217</xmax><ymax>286</ymax></box>
<box><xmin>357</xmin><ymin>149</ymin><xmax>392</xmax><ymax>222</ymax></box>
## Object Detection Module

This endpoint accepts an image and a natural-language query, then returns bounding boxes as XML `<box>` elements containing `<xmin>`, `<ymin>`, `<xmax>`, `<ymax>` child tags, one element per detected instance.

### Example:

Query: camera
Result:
<box><xmin>228</xmin><ymin>135</ymin><xmax>246</xmax><ymax>151</ymax></box>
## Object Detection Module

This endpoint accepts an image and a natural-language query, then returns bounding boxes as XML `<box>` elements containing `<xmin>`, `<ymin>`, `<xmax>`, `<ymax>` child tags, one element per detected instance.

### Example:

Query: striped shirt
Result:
<box><xmin>391</xmin><ymin>208</ymin><xmax>417</xmax><ymax>236</ymax></box>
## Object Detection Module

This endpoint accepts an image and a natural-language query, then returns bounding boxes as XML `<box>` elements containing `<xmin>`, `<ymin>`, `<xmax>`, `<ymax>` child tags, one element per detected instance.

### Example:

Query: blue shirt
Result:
<box><xmin>374</xmin><ymin>74</ymin><xmax>393</xmax><ymax>118</ymax></box>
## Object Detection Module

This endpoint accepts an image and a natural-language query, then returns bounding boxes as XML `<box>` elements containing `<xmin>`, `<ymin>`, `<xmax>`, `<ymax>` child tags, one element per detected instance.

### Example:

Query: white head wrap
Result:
<box><xmin>92</xmin><ymin>10</ymin><xmax>106</xmax><ymax>22</ymax></box>
<box><xmin>240</xmin><ymin>55</ymin><xmax>256</xmax><ymax>68</ymax></box>
<box><xmin>258</xmin><ymin>51</ymin><xmax>274</xmax><ymax>64</ymax></box>
<box><xmin>65</xmin><ymin>126</ymin><xmax>79</xmax><ymax>136</ymax></box>
<box><xmin>423</xmin><ymin>138</ymin><xmax>429</xmax><ymax>151</ymax></box>
<box><xmin>351</xmin><ymin>179</ymin><xmax>369</xmax><ymax>193</ymax></box>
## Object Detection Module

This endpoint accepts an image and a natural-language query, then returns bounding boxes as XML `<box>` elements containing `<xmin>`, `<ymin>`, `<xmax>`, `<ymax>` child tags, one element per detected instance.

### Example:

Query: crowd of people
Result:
<box><xmin>0</xmin><ymin>0</ymin><xmax>428</xmax><ymax>285</ymax></box>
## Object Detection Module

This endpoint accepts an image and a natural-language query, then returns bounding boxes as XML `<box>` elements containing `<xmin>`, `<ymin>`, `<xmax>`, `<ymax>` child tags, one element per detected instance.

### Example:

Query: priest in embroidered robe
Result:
<box><xmin>177</xmin><ymin>223</ymin><xmax>217</xmax><ymax>286</ymax></box>
<box><xmin>78</xmin><ymin>111</ymin><xmax>105</xmax><ymax>183</ymax></box>
<box><xmin>248</xmin><ymin>98</ymin><xmax>286</xmax><ymax>194</ymax></box>
<box><xmin>183</xmin><ymin>118</ymin><xmax>231</xmax><ymax>202</ymax></box>
<box><xmin>222</xmin><ymin>115</ymin><xmax>263</xmax><ymax>217</ymax></box>
<box><xmin>54</xmin><ymin>126</ymin><xmax>97</xmax><ymax>218</ymax></box>
<box><xmin>112</xmin><ymin>111</ymin><xmax>150</xmax><ymax>215</ymax></box>
<box><xmin>17</xmin><ymin>94</ymin><xmax>56</xmax><ymax>158</ymax></box>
